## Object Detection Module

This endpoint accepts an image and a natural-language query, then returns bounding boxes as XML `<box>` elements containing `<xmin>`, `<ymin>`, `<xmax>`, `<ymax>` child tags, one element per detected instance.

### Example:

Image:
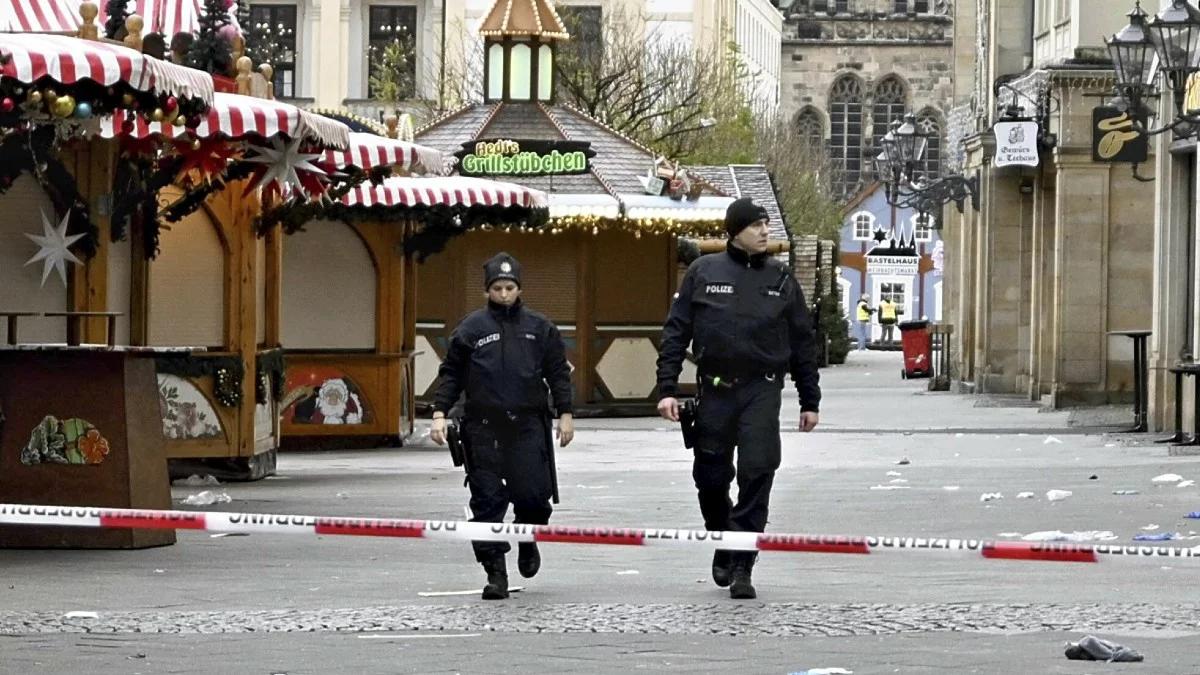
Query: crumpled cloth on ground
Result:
<box><xmin>1064</xmin><ymin>635</ymin><xmax>1144</xmax><ymax>662</ymax></box>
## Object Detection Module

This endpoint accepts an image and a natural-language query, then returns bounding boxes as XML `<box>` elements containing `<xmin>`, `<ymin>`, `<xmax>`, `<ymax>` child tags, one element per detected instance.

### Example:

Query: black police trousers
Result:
<box><xmin>693</xmin><ymin>375</ymin><xmax>783</xmax><ymax>541</ymax></box>
<box><xmin>464</xmin><ymin>414</ymin><xmax>553</xmax><ymax>562</ymax></box>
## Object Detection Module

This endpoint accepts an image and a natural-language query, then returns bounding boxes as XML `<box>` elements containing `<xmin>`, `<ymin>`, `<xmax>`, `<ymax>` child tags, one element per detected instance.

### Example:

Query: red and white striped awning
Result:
<box><xmin>0</xmin><ymin>0</ymin><xmax>240</xmax><ymax>36</ymax></box>
<box><xmin>322</xmin><ymin>132</ymin><xmax>447</xmax><ymax>176</ymax></box>
<box><xmin>101</xmin><ymin>91</ymin><xmax>348</xmax><ymax>148</ymax></box>
<box><xmin>98</xmin><ymin>0</ymin><xmax>240</xmax><ymax>38</ymax></box>
<box><xmin>0</xmin><ymin>1</ymin><xmax>81</xmax><ymax>33</ymax></box>
<box><xmin>0</xmin><ymin>33</ymin><xmax>214</xmax><ymax>102</ymax></box>
<box><xmin>341</xmin><ymin>176</ymin><xmax>548</xmax><ymax>210</ymax></box>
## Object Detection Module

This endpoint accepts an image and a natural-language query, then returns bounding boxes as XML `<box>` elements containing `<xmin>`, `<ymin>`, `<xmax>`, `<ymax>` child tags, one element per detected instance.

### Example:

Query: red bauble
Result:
<box><xmin>164</xmin><ymin>96</ymin><xmax>178</xmax><ymax>112</ymax></box>
<box><xmin>0</xmin><ymin>98</ymin><xmax>13</xmax><ymax>113</ymax></box>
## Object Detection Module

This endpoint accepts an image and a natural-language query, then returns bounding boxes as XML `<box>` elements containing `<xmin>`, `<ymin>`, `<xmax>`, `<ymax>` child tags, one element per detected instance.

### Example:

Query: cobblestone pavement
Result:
<box><xmin>3</xmin><ymin>602</ymin><xmax>1199</xmax><ymax>636</ymax></box>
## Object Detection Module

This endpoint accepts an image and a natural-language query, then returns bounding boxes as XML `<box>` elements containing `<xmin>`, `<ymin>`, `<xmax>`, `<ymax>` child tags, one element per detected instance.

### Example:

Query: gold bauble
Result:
<box><xmin>172</xmin><ymin>115</ymin><xmax>185</xmax><ymax>128</ymax></box>
<box><xmin>122</xmin><ymin>93</ymin><xmax>135</xmax><ymax>107</ymax></box>
<box><xmin>191</xmin><ymin>139</ymin><xmax>202</xmax><ymax>151</ymax></box>
<box><xmin>43</xmin><ymin>89</ymin><xmax>58</xmax><ymax>104</ymax></box>
<box><xmin>52</xmin><ymin>95</ymin><xmax>76</xmax><ymax>118</ymax></box>
<box><xmin>151</xmin><ymin>108</ymin><xmax>164</xmax><ymax>122</ymax></box>
<box><xmin>27</xmin><ymin>90</ymin><xmax>42</xmax><ymax>104</ymax></box>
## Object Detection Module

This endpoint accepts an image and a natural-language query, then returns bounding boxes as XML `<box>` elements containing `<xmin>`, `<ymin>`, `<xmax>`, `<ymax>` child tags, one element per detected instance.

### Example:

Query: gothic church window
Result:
<box><xmin>795</xmin><ymin>107</ymin><xmax>824</xmax><ymax>152</ymax></box>
<box><xmin>917</xmin><ymin>111</ymin><xmax>942</xmax><ymax>180</ymax></box>
<box><xmin>870</xmin><ymin>77</ymin><xmax>907</xmax><ymax>179</ymax></box>
<box><xmin>829</xmin><ymin>75</ymin><xmax>864</xmax><ymax>197</ymax></box>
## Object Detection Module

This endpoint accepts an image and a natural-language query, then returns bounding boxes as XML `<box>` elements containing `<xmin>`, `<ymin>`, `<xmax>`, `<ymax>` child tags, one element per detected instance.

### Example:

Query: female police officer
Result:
<box><xmin>656</xmin><ymin>197</ymin><xmax>821</xmax><ymax>600</ymax></box>
<box><xmin>429</xmin><ymin>252</ymin><xmax>574</xmax><ymax>600</ymax></box>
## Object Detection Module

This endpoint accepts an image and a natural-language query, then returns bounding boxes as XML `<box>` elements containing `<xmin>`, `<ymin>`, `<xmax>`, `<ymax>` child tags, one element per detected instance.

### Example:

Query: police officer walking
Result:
<box><xmin>656</xmin><ymin>197</ymin><xmax>821</xmax><ymax>600</ymax></box>
<box><xmin>430</xmin><ymin>252</ymin><xmax>574</xmax><ymax>600</ymax></box>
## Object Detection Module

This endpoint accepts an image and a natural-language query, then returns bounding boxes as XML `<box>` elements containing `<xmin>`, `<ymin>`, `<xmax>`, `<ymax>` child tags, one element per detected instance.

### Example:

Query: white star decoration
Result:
<box><xmin>25</xmin><ymin>210</ymin><xmax>84</xmax><ymax>288</ymax></box>
<box><xmin>243</xmin><ymin>137</ymin><xmax>327</xmax><ymax>195</ymax></box>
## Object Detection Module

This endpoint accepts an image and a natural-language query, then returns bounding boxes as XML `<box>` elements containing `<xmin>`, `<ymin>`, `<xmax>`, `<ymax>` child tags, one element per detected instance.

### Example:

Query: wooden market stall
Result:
<box><xmin>278</xmin><ymin>173</ymin><xmax>548</xmax><ymax>450</ymax></box>
<box><xmin>101</xmin><ymin>90</ymin><xmax>353</xmax><ymax>477</ymax></box>
<box><xmin>0</xmin><ymin>21</ymin><xmax>216</xmax><ymax>546</ymax></box>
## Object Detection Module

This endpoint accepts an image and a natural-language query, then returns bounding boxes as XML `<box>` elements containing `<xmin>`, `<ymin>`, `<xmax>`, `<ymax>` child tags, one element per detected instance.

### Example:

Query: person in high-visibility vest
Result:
<box><xmin>855</xmin><ymin>294</ymin><xmax>873</xmax><ymax>350</ymax></box>
<box><xmin>878</xmin><ymin>297</ymin><xmax>899</xmax><ymax>343</ymax></box>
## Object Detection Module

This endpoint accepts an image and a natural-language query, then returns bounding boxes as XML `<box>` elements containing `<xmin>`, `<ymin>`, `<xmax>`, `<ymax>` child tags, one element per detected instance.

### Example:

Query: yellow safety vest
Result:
<box><xmin>880</xmin><ymin>302</ymin><xmax>897</xmax><ymax>321</ymax></box>
<box><xmin>856</xmin><ymin>302</ymin><xmax>871</xmax><ymax>322</ymax></box>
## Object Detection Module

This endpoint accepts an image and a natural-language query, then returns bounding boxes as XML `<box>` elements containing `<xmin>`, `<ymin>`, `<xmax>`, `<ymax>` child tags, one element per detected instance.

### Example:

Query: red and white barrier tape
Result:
<box><xmin>1</xmin><ymin>503</ymin><xmax>1197</xmax><ymax>564</ymax></box>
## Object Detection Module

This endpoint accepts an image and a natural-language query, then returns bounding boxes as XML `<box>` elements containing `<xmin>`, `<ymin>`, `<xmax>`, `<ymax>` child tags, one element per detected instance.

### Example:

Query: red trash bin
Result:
<box><xmin>898</xmin><ymin>320</ymin><xmax>932</xmax><ymax>379</ymax></box>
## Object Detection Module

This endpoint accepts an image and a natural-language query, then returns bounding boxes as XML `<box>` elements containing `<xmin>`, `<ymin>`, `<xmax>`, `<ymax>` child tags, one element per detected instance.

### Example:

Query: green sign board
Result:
<box><xmin>455</xmin><ymin>139</ymin><xmax>595</xmax><ymax>177</ymax></box>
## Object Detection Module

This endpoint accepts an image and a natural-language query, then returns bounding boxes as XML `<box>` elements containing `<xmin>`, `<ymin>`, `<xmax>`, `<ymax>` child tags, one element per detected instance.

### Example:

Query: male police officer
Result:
<box><xmin>656</xmin><ymin>197</ymin><xmax>821</xmax><ymax>600</ymax></box>
<box><xmin>430</xmin><ymin>252</ymin><xmax>574</xmax><ymax>600</ymax></box>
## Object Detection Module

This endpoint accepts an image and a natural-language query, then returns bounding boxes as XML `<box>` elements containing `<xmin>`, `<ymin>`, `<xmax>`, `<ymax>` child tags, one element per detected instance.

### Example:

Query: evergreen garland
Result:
<box><xmin>255</xmin><ymin>348</ymin><xmax>287</xmax><ymax>404</ymax></box>
<box><xmin>187</xmin><ymin>0</ymin><xmax>234</xmax><ymax>76</ymax></box>
<box><xmin>160</xmin><ymin>160</ymin><xmax>256</xmax><ymax>224</ymax></box>
<box><xmin>103</xmin><ymin>0</ymin><xmax>129</xmax><ymax>39</ymax></box>
<box><xmin>328</xmin><ymin>203</ymin><xmax>550</xmax><ymax>262</ymax></box>
<box><xmin>154</xmin><ymin>354</ymin><xmax>244</xmax><ymax>408</ymax></box>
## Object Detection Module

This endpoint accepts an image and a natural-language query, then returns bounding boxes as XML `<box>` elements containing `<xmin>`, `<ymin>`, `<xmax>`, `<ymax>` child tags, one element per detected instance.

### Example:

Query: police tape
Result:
<box><xmin>1</xmin><ymin>503</ymin><xmax>1198</xmax><ymax>564</ymax></box>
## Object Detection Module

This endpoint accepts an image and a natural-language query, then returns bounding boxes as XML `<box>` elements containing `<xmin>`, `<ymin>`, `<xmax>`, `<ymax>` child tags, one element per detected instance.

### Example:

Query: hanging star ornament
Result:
<box><xmin>243</xmin><ymin>137</ymin><xmax>328</xmax><ymax>199</ymax></box>
<box><xmin>25</xmin><ymin>210</ymin><xmax>84</xmax><ymax>288</ymax></box>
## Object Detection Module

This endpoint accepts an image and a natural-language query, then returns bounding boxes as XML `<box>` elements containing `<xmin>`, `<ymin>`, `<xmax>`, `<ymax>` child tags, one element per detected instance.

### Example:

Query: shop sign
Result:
<box><xmin>866</xmin><ymin>255</ymin><xmax>919</xmax><ymax>277</ymax></box>
<box><xmin>455</xmin><ymin>139</ymin><xmax>595</xmax><ymax>177</ymax></box>
<box><xmin>992</xmin><ymin>121</ymin><xmax>1040</xmax><ymax>168</ymax></box>
<box><xmin>1091</xmin><ymin>107</ymin><xmax>1146</xmax><ymax>164</ymax></box>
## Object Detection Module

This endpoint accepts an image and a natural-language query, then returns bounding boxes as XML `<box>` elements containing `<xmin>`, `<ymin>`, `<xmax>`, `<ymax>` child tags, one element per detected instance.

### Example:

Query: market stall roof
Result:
<box><xmin>341</xmin><ymin>175</ymin><xmax>547</xmax><ymax>210</ymax></box>
<box><xmin>416</xmin><ymin>102</ymin><xmax>732</xmax><ymax>227</ymax></box>
<box><xmin>322</xmin><ymin>132</ymin><xmax>448</xmax><ymax>176</ymax></box>
<box><xmin>101</xmin><ymin>91</ymin><xmax>347</xmax><ymax>147</ymax></box>
<box><xmin>478</xmin><ymin>0</ymin><xmax>568</xmax><ymax>39</ymax></box>
<box><xmin>620</xmin><ymin>194</ymin><xmax>733</xmax><ymax>221</ymax></box>
<box><xmin>692</xmin><ymin>165</ymin><xmax>790</xmax><ymax>243</ymax></box>
<box><xmin>98</xmin><ymin>0</ymin><xmax>240</xmax><ymax>37</ymax></box>
<box><xmin>0</xmin><ymin>32</ymin><xmax>214</xmax><ymax>102</ymax></box>
<box><xmin>548</xmin><ymin>193</ymin><xmax>620</xmax><ymax>219</ymax></box>
<box><xmin>0</xmin><ymin>1</ymin><xmax>80</xmax><ymax>33</ymax></box>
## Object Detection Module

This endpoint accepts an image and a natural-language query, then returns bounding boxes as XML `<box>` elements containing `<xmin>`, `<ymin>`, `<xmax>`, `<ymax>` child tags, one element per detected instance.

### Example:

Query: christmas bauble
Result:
<box><xmin>151</xmin><ymin>108</ymin><xmax>165</xmax><ymax>122</ymax></box>
<box><xmin>73</xmin><ymin>102</ymin><xmax>92</xmax><ymax>119</ymax></box>
<box><xmin>0</xmin><ymin>98</ymin><xmax>14</xmax><ymax>113</ymax></box>
<box><xmin>52</xmin><ymin>95</ymin><xmax>76</xmax><ymax>118</ymax></box>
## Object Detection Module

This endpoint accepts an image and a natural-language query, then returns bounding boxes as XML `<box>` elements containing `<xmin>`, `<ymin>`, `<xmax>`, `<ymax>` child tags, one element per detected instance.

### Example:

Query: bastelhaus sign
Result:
<box><xmin>455</xmin><ymin>139</ymin><xmax>595</xmax><ymax>177</ymax></box>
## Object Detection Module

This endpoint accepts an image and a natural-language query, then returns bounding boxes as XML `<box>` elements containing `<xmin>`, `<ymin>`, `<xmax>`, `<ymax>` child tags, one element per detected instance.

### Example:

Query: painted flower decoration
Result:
<box><xmin>79</xmin><ymin>429</ymin><xmax>111</xmax><ymax>465</ymax></box>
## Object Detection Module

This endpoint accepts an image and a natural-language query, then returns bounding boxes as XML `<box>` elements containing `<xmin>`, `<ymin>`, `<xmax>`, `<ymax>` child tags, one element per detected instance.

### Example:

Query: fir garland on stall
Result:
<box><xmin>159</xmin><ymin>160</ymin><xmax>256</xmax><ymax>224</ymax></box>
<box><xmin>154</xmin><ymin>354</ymin><xmax>244</xmax><ymax>408</ymax></box>
<box><xmin>112</xmin><ymin>154</ymin><xmax>187</xmax><ymax>258</ymax></box>
<box><xmin>327</xmin><ymin>202</ymin><xmax>550</xmax><ymax>261</ymax></box>
<box><xmin>255</xmin><ymin>348</ymin><xmax>287</xmax><ymax>404</ymax></box>
<box><xmin>0</xmin><ymin>126</ymin><xmax>101</xmax><ymax>258</ymax></box>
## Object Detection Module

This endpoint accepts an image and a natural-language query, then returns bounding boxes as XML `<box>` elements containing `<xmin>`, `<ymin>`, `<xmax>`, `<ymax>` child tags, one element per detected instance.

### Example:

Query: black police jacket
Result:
<box><xmin>656</xmin><ymin>242</ymin><xmax>821</xmax><ymax>412</ymax></box>
<box><xmin>433</xmin><ymin>299</ymin><xmax>573</xmax><ymax>417</ymax></box>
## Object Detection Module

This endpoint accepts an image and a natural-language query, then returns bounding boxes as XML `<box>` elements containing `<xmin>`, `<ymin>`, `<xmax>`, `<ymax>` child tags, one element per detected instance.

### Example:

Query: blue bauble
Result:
<box><xmin>73</xmin><ymin>102</ymin><xmax>92</xmax><ymax>119</ymax></box>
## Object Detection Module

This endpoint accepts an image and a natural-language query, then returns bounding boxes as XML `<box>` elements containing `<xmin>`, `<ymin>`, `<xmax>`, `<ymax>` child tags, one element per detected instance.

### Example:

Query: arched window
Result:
<box><xmin>795</xmin><ymin>107</ymin><xmax>824</xmax><ymax>152</ymax></box>
<box><xmin>870</xmin><ymin>77</ymin><xmax>907</xmax><ymax>177</ymax></box>
<box><xmin>916</xmin><ymin>111</ymin><xmax>942</xmax><ymax>180</ymax></box>
<box><xmin>829</xmin><ymin>75</ymin><xmax>864</xmax><ymax>197</ymax></box>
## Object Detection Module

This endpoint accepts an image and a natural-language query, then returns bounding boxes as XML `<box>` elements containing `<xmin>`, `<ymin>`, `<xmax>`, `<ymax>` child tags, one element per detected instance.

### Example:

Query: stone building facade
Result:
<box><xmin>941</xmin><ymin>0</ymin><xmax>1155</xmax><ymax>408</ymax></box>
<box><xmin>775</xmin><ymin>0</ymin><xmax>955</xmax><ymax>197</ymax></box>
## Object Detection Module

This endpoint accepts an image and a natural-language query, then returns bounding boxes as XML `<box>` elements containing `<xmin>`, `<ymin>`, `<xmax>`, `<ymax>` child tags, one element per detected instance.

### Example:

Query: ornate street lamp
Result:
<box><xmin>874</xmin><ymin>112</ymin><xmax>978</xmax><ymax>217</ymax></box>
<box><xmin>1109</xmin><ymin>0</ymin><xmax>1200</xmax><ymax>133</ymax></box>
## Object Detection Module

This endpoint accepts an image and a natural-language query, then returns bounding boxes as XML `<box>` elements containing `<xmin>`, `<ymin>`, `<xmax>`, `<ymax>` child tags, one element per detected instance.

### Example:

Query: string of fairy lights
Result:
<box><xmin>475</xmin><ymin>214</ymin><xmax>727</xmax><ymax>238</ymax></box>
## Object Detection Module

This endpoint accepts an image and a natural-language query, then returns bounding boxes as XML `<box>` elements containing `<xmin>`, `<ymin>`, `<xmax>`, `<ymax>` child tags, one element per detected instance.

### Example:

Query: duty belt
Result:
<box><xmin>700</xmin><ymin>372</ymin><xmax>781</xmax><ymax>390</ymax></box>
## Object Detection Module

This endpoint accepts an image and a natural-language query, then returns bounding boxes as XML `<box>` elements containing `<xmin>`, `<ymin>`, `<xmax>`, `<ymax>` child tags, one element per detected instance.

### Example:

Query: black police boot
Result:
<box><xmin>518</xmin><ymin>542</ymin><xmax>541</xmax><ymax>578</ymax></box>
<box><xmin>480</xmin><ymin>556</ymin><xmax>510</xmax><ymax>600</ymax></box>
<box><xmin>711</xmin><ymin>549</ymin><xmax>732</xmax><ymax>587</ymax></box>
<box><xmin>729</xmin><ymin>554</ymin><xmax>757</xmax><ymax>600</ymax></box>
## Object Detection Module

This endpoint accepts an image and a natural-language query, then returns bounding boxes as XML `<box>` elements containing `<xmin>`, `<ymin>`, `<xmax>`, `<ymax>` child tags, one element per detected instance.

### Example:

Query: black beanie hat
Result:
<box><xmin>483</xmin><ymin>252</ymin><xmax>522</xmax><ymax>289</ymax></box>
<box><xmin>725</xmin><ymin>197</ymin><xmax>769</xmax><ymax>238</ymax></box>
